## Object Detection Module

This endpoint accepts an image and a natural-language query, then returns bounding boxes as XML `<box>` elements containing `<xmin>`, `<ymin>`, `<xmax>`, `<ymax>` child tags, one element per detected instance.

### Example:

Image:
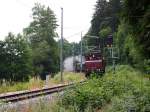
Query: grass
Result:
<box><xmin>49</xmin><ymin>72</ymin><xmax>86</xmax><ymax>84</ymax></box>
<box><xmin>0</xmin><ymin>72</ymin><xmax>85</xmax><ymax>94</ymax></box>
<box><xmin>58</xmin><ymin>65</ymin><xmax>150</xmax><ymax>112</ymax></box>
<box><xmin>1</xmin><ymin>65</ymin><xmax>149</xmax><ymax>112</ymax></box>
<box><xmin>0</xmin><ymin>77</ymin><xmax>44</xmax><ymax>94</ymax></box>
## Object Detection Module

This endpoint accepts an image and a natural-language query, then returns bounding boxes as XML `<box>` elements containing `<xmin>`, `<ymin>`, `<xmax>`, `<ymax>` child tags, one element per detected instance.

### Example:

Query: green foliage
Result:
<box><xmin>144</xmin><ymin>59</ymin><xmax>150</xmax><ymax>74</ymax></box>
<box><xmin>58</xmin><ymin>39</ymin><xmax>73</xmax><ymax>59</ymax></box>
<box><xmin>0</xmin><ymin>3</ymin><xmax>61</xmax><ymax>82</ymax></box>
<box><xmin>117</xmin><ymin>0</ymin><xmax>150</xmax><ymax>70</ymax></box>
<box><xmin>99</xmin><ymin>27</ymin><xmax>112</xmax><ymax>38</ymax></box>
<box><xmin>115</xmin><ymin>21</ymin><xmax>130</xmax><ymax>63</ymax></box>
<box><xmin>89</xmin><ymin>0</ymin><xmax>149</xmax><ymax>72</ymax></box>
<box><xmin>24</xmin><ymin>3</ymin><xmax>59</xmax><ymax>79</ymax></box>
<box><xmin>59</xmin><ymin>65</ymin><xmax>150</xmax><ymax>112</ymax></box>
<box><xmin>115</xmin><ymin>23</ymin><xmax>147</xmax><ymax>70</ymax></box>
<box><xmin>0</xmin><ymin>33</ymin><xmax>33</xmax><ymax>82</ymax></box>
<box><xmin>89</xmin><ymin>0</ymin><xmax>121</xmax><ymax>35</ymax></box>
<box><xmin>50</xmin><ymin>72</ymin><xmax>86</xmax><ymax>84</ymax></box>
<box><xmin>0</xmin><ymin>72</ymin><xmax>84</xmax><ymax>94</ymax></box>
<box><xmin>0</xmin><ymin>78</ymin><xmax>44</xmax><ymax>94</ymax></box>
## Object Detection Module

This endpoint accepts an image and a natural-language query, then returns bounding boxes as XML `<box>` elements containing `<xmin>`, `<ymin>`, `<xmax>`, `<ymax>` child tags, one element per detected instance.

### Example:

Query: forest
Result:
<box><xmin>0</xmin><ymin>0</ymin><xmax>149</xmax><ymax>83</ymax></box>
<box><xmin>86</xmin><ymin>0</ymin><xmax>150</xmax><ymax>72</ymax></box>
<box><xmin>0</xmin><ymin>0</ymin><xmax>149</xmax><ymax>111</ymax></box>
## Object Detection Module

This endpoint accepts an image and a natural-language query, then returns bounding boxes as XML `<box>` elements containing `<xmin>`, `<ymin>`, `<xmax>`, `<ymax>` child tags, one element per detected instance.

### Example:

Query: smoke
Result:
<box><xmin>63</xmin><ymin>55</ymin><xmax>85</xmax><ymax>72</ymax></box>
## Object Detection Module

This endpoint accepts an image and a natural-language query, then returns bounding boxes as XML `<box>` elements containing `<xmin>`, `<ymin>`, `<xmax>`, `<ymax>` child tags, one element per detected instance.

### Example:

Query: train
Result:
<box><xmin>74</xmin><ymin>34</ymin><xmax>113</xmax><ymax>76</ymax></box>
<box><xmin>84</xmin><ymin>52</ymin><xmax>105</xmax><ymax>76</ymax></box>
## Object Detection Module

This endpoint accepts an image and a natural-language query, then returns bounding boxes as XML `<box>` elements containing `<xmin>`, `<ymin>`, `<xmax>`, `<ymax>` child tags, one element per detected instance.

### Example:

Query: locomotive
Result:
<box><xmin>74</xmin><ymin>34</ymin><xmax>113</xmax><ymax>76</ymax></box>
<box><xmin>85</xmin><ymin>51</ymin><xmax>105</xmax><ymax>76</ymax></box>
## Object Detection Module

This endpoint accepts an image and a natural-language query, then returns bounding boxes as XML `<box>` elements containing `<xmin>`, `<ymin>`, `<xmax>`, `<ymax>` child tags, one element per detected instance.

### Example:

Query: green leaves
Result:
<box><xmin>0</xmin><ymin>33</ymin><xmax>32</xmax><ymax>82</ymax></box>
<box><xmin>24</xmin><ymin>3</ymin><xmax>59</xmax><ymax>78</ymax></box>
<box><xmin>90</xmin><ymin>0</ymin><xmax>121</xmax><ymax>35</ymax></box>
<box><xmin>60</xmin><ymin>65</ymin><xmax>150</xmax><ymax>111</ymax></box>
<box><xmin>99</xmin><ymin>26</ymin><xmax>112</xmax><ymax>38</ymax></box>
<box><xmin>117</xmin><ymin>0</ymin><xmax>150</xmax><ymax>70</ymax></box>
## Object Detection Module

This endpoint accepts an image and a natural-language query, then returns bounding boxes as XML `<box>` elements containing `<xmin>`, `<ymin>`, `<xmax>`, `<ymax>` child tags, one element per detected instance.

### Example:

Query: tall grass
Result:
<box><xmin>0</xmin><ymin>72</ymin><xmax>85</xmax><ymax>94</ymax></box>
<box><xmin>1</xmin><ymin>65</ymin><xmax>149</xmax><ymax>112</ymax></box>
<box><xmin>0</xmin><ymin>77</ymin><xmax>44</xmax><ymax>94</ymax></box>
<box><xmin>50</xmin><ymin>72</ymin><xmax>86</xmax><ymax>84</ymax></box>
<box><xmin>58</xmin><ymin>65</ymin><xmax>150</xmax><ymax>112</ymax></box>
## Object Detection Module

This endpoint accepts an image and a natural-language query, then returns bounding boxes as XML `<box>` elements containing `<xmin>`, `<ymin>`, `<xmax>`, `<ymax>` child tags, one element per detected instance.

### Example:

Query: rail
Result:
<box><xmin>0</xmin><ymin>81</ymin><xmax>86</xmax><ymax>103</ymax></box>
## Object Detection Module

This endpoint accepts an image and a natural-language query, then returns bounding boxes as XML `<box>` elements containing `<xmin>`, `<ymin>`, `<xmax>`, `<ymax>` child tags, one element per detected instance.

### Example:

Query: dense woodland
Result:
<box><xmin>0</xmin><ymin>0</ymin><xmax>149</xmax><ymax>82</ymax></box>
<box><xmin>86</xmin><ymin>0</ymin><xmax>150</xmax><ymax>72</ymax></box>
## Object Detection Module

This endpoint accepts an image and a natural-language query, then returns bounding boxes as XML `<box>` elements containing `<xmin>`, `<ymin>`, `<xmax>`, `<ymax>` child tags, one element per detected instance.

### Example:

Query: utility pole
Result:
<box><xmin>112</xmin><ymin>47</ymin><xmax>115</xmax><ymax>74</ymax></box>
<box><xmin>73</xmin><ymin>43</ymin><xmax>75</xmax><ymax>72</ymax></box>
<box><xmin>60</xmin><ymin>7</ymin><xmax>63</xmax><ymax>82</ymax></box>
<box><xmin>80</xmin><ymin>32</ymin><xmax>83</xmax><ymax>72</ymax></box>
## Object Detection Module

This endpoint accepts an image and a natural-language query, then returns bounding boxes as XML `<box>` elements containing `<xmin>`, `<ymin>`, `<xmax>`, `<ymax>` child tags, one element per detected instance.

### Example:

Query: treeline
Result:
<box><xmin>86</xmin><ymin>0</ymin><xmax>150</xmax><ymax>72</ymax></box>
<box><xmin>0</xmin><ymin>3</ymin><xmax>74</xmax><ymax>82</ymax></box>
<box><xmin>24</xmin><ymin>3</ymin><xmax>59</xmax><ymax>80</ymax></box>
<box><xmin>59</xmin><ymin>39</ymin><xmax>81</xmax><ymax>59</ymax></box>
<box><xmin>0</xmin><ymin>33</ymin><xmax>32</xmax><ymax>82</ymax></box>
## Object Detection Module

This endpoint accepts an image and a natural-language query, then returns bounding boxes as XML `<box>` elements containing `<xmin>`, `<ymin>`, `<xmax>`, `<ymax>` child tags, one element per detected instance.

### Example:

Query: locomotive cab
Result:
<box><xmin>85</xmin><ymin>52</ymin><xmax>105</xmax><ymax>76</ymax></box>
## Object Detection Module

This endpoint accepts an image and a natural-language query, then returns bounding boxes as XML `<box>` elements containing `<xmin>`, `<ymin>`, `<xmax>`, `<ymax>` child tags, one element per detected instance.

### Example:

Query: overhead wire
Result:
<box><xmin>65</xmin><ymin>31</ymin><xmax>83</xmax><ymax>39</ymax></box>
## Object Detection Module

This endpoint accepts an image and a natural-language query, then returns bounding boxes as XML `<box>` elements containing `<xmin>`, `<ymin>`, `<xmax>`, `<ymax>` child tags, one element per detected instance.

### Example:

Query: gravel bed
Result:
<box><xmin>0</xmin><ymin>92</ymin><xmax>60</xmax><ymax>112</ymax></box>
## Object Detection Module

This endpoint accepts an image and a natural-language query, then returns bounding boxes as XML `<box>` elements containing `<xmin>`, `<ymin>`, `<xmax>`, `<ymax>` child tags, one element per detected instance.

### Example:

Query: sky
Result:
<box><xmin>0</xmin><ymin>0</ymin><xmax>97</xmax><ymax>43</ymax></box>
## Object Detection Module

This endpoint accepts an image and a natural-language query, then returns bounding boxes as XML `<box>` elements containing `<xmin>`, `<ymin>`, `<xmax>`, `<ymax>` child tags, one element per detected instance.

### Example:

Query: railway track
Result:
<box><xmin>0</xmin><ymin>81</ymin><xmax>85</xmax><ymax>103</ymax></box>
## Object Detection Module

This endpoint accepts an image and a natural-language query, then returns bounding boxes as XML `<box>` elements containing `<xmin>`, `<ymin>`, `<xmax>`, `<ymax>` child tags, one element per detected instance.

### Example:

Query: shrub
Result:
<box><xmin>59</xmin><ymin>65</ymin><xmax>150</xmax><ymax>112</ymax></box>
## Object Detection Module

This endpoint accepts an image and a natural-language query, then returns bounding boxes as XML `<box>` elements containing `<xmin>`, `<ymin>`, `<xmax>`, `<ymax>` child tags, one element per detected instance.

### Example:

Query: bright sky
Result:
<box><xmin>0</xmin><ymin>0</ymin><xmax>96</xmax><ymax>43</ymax></box>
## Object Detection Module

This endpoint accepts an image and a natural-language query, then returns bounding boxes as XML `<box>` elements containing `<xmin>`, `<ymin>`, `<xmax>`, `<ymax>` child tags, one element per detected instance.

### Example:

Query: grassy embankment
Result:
<box><xmin>0</xmin><ymin>72</ymin><xmax>85</xmax><ymax>94</ymax></box>
<box><xmin>1</xmin><ymin>65</ymin><xmax>150</xmax><ymax>112</ymax></box>
<box><xmin>55</xmin><ymin>65</ymin><xmax>150</xmax><ymax>112</ymax></box>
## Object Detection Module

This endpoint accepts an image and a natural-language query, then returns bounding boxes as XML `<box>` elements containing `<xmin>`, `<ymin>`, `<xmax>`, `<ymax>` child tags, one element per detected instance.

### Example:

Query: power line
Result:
<box><xmin>65</xmin><ymin>28</ymin><xmax>89</xmax><ymax>39</ymax></box>
<box><xmin>65</xmin><ymin>32</ymin><xmax>82</xmax><ymax>39</ymax></box>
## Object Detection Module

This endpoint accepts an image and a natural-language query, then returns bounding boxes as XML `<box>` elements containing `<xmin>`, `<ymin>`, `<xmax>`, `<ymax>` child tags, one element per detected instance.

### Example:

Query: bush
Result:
<box><xmin>50</xmin><ymin>72</ymin><xmax>86</xmax><ymax>84</ymax></box>
<box><xmin>59</xmin><ymin>65</ymin><xmax>150</xmax><ymax>112</ymax></box>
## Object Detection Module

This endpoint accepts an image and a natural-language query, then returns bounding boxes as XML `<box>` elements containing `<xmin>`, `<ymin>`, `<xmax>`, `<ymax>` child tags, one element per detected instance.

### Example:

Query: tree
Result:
<box><xmin>58</xmin><ymin>39</ymin><xmax>73</xmax><ymax>59</ymax></box>
<box><xmin>119</xmin><ymin>0</ymin><xmax>150</xmax><ymax>71</ymax></box>
<box><xmin>24</xmin><ymin>3</ymin><xmax>59</xmax><ymax>79</ymax></box>
<box><xmin>0</xmin><ymin>40</ymin><xmax>8</xmax><ymax>81</ymax></box>
<box><xmin>99</xmin><ymin>26</ymin><xmax>112</xmax><ymax>38</ymax></box>
<box><xmin>122</xmin><ymin>0</ymin><xmax>150</xmax><ymax>57</ymax></box>
<box><xmin>90</xmin><ymin>0</ymin><xmax>121</xmax><ymax>35</ymax></box>
<box><xmin>90</xmin><ymin>0</ymin><xmax>109</xmax><ymax>35</ymax></box>
<box><xmin>0</xmin><ymin>33</ymin><xmax>33</xmax><ymax>82</ymax></box>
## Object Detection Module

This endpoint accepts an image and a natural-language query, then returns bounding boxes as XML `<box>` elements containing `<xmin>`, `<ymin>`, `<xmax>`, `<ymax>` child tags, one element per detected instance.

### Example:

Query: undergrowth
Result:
<box><xmin>58</xmin><ymin>65</ymin><xmax>150</xmax><ymax>112</ymax></box>
<box><xmin>50</xmin><ymin>72</ymin><xmax>86</xmax><ymax>84</ymax></box>
<box><xmin>0</xmin><ymin>77</ymin><xmax>44</xmax><ymax>93</ymax></box>
<box><xmin>0</xmin><ymin>72</ymin><xmax>85</xmax><ymax>94</ymax></box>
<box><xmin>1</xmin><ymin>66</ymin><xmax>149</xmax><ymax>112</ymax></box>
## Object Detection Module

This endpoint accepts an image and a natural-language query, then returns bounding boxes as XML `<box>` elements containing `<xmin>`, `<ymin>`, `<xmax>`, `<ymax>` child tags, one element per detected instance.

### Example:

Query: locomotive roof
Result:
<box><xmin>85</xmin><ymin>51</ymin><xmax>102</xmax><ymax>56</ymax></box>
